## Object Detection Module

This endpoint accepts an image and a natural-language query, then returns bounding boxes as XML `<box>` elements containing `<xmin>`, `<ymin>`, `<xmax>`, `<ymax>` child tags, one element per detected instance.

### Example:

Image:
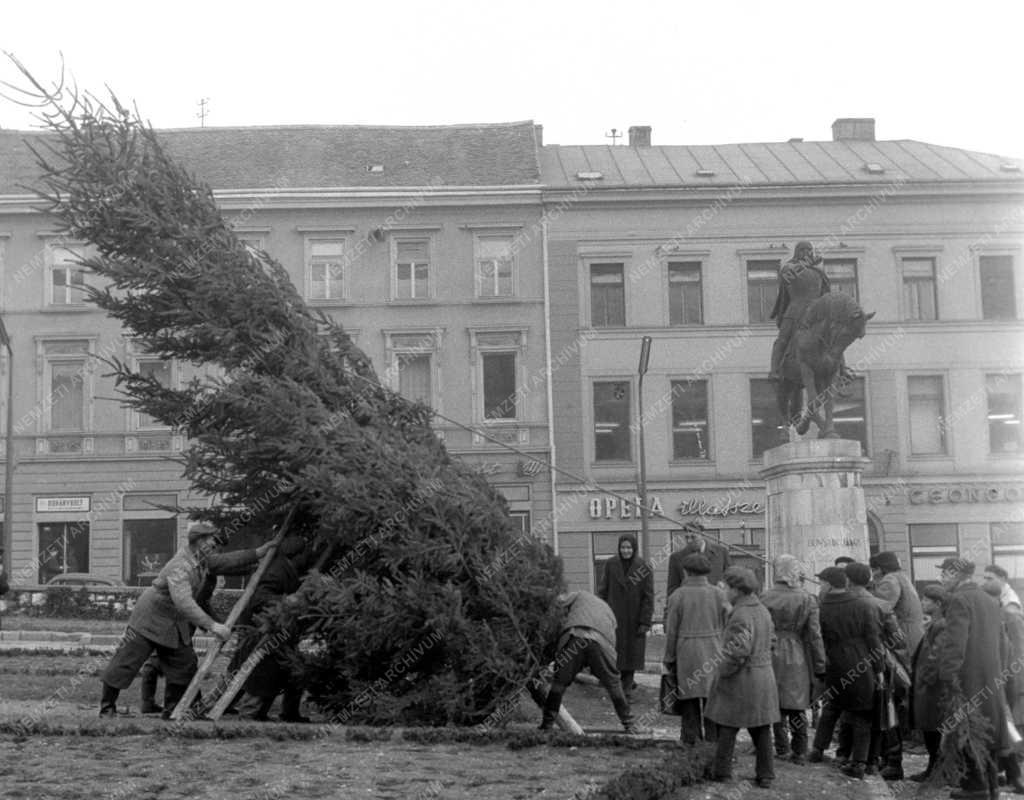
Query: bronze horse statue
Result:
<box><xmin>775</xmin><ymin>292</ymin><xmax>875</xmax><ymax>439</ymax></box>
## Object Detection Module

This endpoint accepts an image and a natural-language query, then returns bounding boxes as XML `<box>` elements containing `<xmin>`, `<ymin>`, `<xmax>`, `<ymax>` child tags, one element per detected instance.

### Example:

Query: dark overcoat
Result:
<box><xmin>873</xmin><ymin>571</ymin><xmax>925</xmax><ymax>657</ymax></box>
<box><xmin>761</xmin><ymin>584</ymin><xmax>826</xmax><ymax>709</ymax></box>
<box><xmin>663</xmin><ymin>577</ymin><xmax>730</xmax><ymax>700</ymax></box>
<box><xmin>937</xmin><ymin>580</ymin><xmax>1010</xmax><ymax>752</ymax></box>
<box><xmin>818</xmin><ymin>590</ymin><xmax>883</xmax><ymax>711</ymax></box>
<box><xmin>1003</xmin><ymin>608</ymin><xmax>1024</xmax><ymax>726</ymax></box>
<box><xmin>667</xmin><ymin>540</ymin><xmax>731</xmax><ymax>596</ymax></box>
<box><xmin>598</xmin><ymin>552</ymin><xmax>654</xmax><ymax>671</ymax></box>
<box><xmin>910</xmin><ymin>616</ymin><xmax>951</xmax><ymax>732</ymax></box>
<box><xmin>705</xmin><ymin>594</ymin><xmax>780</xmax><ymax>728</ymax></box>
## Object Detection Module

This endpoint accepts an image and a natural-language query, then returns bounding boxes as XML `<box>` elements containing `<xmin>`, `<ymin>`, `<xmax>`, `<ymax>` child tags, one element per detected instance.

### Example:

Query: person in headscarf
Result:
<box><xmin>761</xmin><ymin>555</ymin><xmax>825</xmax><ymax>764</ymax></box>
<box><xmin>538</xmin><ymin>591</ymin><xmax>637</xmax><ymax>734</ymax></box>
<box><xmin>597</xmin><ymin>533</ymin><xmax>653</xmax><ymax>697</ymax></box>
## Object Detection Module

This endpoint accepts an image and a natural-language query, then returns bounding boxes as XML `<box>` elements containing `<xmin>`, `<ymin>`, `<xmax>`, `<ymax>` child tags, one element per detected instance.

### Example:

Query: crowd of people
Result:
<box><xmin>544</xmin><ymin>535</ymin><xmax>1024</xmax><ymax>797</ymax></box>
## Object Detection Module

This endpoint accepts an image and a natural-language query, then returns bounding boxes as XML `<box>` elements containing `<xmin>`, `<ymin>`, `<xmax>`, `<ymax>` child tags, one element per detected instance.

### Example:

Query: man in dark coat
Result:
<box><xmin>769</xmin><ymin>240</ymin><xmax>829</xmax><ymax>381</ymax></box>
<box><xmin>539</xmin><ymin>591</ymin><xmax>637</xmax><ymax>734</ymax></box>
<box><xmin>937</xmin><ymin>558</ymin><xmax>1011</xmax><ymax>799</ymax></box>
<box><xmin>809</xmin><ymin>566</ymin><xmax>884</xmax><ymax>779</ymax></box>
<box><xmin>706</xmin><ymin>566</ymin><xmax>780</xmax><ymax>788</ymax></box>
<box><xmin>597</xmin><ymin>533</ymin><xmax>653</xmax><ymax>697</ymax></box>
<box><xmin>667</xmin><ymin>524</ymin><xmax>731</xmax><ymax>597</ymax></box>
<box><xmin>99</xmin><ymin>521</ymin><xmax>270</xmax><ymax>718</ymax></box>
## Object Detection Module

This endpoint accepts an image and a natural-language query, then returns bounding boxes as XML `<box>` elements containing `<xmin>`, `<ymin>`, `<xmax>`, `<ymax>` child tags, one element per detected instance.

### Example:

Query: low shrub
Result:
<box><xmin>581</xmin><ymin>744</ymin><xmax>714</xmax><ymax>800</ymax></box>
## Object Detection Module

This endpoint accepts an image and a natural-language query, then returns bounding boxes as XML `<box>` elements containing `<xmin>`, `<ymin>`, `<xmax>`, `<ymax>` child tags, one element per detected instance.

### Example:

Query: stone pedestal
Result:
<box><xmin>759</xmin><ymin>439</ymin><xmax>871</xmax><ymax>585</ymax></box>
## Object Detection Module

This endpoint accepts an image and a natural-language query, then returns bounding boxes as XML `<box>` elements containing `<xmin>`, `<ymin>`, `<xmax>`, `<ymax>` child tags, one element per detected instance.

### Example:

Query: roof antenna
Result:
<box><xmin>196</xmin><ymin>97</ymin><xmax>210</xmax><ymax>128</ymax></box>
<box><xmin>605</xmin><ymin>128</ymin><xmax>622</xmax><ymax>145</ymax></box>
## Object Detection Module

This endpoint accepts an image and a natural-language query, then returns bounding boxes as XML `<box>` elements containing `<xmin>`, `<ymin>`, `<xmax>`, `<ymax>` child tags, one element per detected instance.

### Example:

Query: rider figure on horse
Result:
<box><xmin>768</xmin><ymin>241</ymin><xmax>830</xmax><ymax>382</ymax></box>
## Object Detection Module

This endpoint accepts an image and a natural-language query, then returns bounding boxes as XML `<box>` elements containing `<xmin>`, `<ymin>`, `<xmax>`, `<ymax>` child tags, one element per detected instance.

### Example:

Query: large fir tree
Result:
<box><xmin>14</xmin><ymin>72</ymin><xmax>563</xmax><ymax>725</ymax></box>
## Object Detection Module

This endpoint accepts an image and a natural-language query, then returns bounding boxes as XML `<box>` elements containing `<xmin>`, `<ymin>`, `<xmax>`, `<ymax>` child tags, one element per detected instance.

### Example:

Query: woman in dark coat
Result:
<box><xmin>597</xmin><ymin>533</ymin><xmax>654</xmax><ymax>696</ymax></box>
<box><xmin>909</xmin><ymin>584</ymin><xmax>951</xmax><ymax>782</ymax></box>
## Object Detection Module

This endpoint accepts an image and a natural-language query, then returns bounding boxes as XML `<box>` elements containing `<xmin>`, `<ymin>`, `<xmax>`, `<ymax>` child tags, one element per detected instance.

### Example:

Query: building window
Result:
<box><xmin>122</xmin><ymin>493</ymin><xmax>178</xmax><ymax>586</ymax></box>
<box><xmin>397</xmin><ymin>353</ymin><xmax>432</xmax><ymax>405</ymax></box>
<box><xmin>476</xmin><ymin>235</ymin><xmax>515</xmax><ymax>297</ymax></box>
<box><xmin>747</xmin><ymin>259</ymin><xmax>780</xmax><ymax>323</ymax></box>
<box><xmin>509</xmin><ymin>510</ymin><xmax>531</xmax><ymax>534</ymax></box>
<box><xmin>668</xmin><ymin>262</ymin><xmax>703</xmax><ymax>325</ymax></box>
<box><xmin>987</xmin><ymin>373</ymin><xmax>1023</xmax><ymax>454</ymax></box>
<box><xmin>824</xmin><ymin>258</ymin><xmax>859</xmax><ymax>301</ymax></box>
<box><xmin>831</xmin><ymin>376</ymin><xmax>869</xmax><ymax>455</ymax></box>
<box><xmin>670</xmin><ymin>528</ymin><xmax>762</xmax><ymax>585</ymax></box>
<box><xmin>750</xmin><ymin>378</ymin><xmax>780</xmax><ymax>459</ymax></box>
<box><xmin>909</xmin><ymin>523</ymin><xmax>958</xmax><ymax>593</ymax></box>
<box><xmin>670</xmin><ymin>379</ymin><xmax>709</xmax><ymax>459</ymax></box>
<box><xmin>980</xmin><ymin>255</ymin><xmax>1016</xmax><ymax>320</ymax></box>
<box><xmin>908</xmin><ymin>375</ymin><xmax>947</xmax><ymax>455</ymax></box>
<box><xmin>902</xmin><ymin>258</ymin><xmax>938</xmax><ymax>321</ymax></box>
<box><xmin>482</xmin><ymin>352</ymin><xmax>517</xmax><ymax>420</ymax></box>
<box><xmin>395</xmin><ymin>239</ymin><xmax>430</xmax><ymax>300</ymax></box>
<box><xmin>991</xmin><ymin>522</ymin><xmax>1024</xmax><ymax>599</ymax></box>
<box><xmin>43</xmin><ymin>340</ymin><xmax>90</xmax><ymax>433</ymax></box>
<box><xmin>592</xmin><ymin>531</ymin><xmax>639</xmax><ymax>592</ymax></box>
<box><xmin>134</xmin><ymin>358</ymin><xmax>173</xmax><ymax>430</ymax></box>
<box><xmin>594</xmin><ymin>381</ymin><xmax>631</xmax><ymax>461</ymax></box>
<box><xmin>307</xmin><ymin>239</ymin><xmax>345</xmax><ymax>300</ymax></box>
<box><xmin>38</xmin><ymin>521</ymin><xmax>90</xmax><ymax>584</ymax></box>
<box><xmin>49</xmin><ymin>243</ymin><xmax>88</xmax><ymax>306</ymax></box>
<box><xmin>590</xmin><ymin>263</ymin><xmax>625</xmax><ymax>327</ymax></box>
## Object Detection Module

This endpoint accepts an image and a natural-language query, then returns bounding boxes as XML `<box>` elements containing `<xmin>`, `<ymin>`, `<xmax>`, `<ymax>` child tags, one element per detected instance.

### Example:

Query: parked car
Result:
<box><xmin>45</xmin><ymin>573</ymin><xmax>126</xmax><ymax>589</ymax></box>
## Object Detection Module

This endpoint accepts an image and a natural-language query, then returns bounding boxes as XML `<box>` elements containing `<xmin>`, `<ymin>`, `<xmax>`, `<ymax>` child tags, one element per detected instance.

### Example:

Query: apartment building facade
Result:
<box><xmin>542</xmin><ymin>121</ymin><xmax>1024</xmax><ymax>612</ymax></box>
<box><xmin>0</xmin><ymin>122</ymin><xmax>553</xmax><ymax>587</ymax></box>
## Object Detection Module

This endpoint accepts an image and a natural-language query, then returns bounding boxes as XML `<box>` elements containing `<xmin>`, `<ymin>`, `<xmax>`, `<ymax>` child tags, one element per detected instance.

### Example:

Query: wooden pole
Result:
<box><xmin>171</xmin><ymin>505</ymin><xmax>298</xmax><ymax>721</ymax></box>
<box><xmin>205</xmin><ymin>539</ymin><xmax>335</xmax><ymax>719</ymax></box>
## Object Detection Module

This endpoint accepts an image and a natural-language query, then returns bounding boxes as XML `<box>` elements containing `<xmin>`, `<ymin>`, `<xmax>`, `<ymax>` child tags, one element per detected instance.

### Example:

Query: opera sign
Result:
<box><xmin>588</xmin><ymin>495</ymin><xmax>765</xmax><ymax>520</ymax></box>
<box><xmin>589</xmin><ymin>496</ymin><xmax>664</xmax><ymax>520</ymax></box>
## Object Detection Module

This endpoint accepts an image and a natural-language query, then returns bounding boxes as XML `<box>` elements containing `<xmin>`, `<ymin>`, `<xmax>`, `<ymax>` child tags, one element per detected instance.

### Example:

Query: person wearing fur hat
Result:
<box><xmin>761</xmin><ymin>555</ymin><xmax>825</xmax><ymax>764</ymax></box>
<box><xmin>870</xmin><ymin>551</ymin><xmax>924</xmax><ymax>658</ymax></box>
<box><xmin>706</xmin><ymin>566</ymin><xmax>780</xmax><ymax>788</ymax></box>
<box><xmin>98</xmin><ymin>520</ymin><xmax>272</xmax><ymax>719</ymax></box>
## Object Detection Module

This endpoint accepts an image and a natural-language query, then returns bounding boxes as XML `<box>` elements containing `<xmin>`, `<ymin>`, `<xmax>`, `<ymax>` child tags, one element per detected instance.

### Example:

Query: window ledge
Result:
<box><xmin>388</xmin><ymin>299</ymin><xmax>440</xmax><ymax>306</ymax></box>
<box><xmin>40</xmin><ymin>306</ymin><xmax>94</xmax><ymax>313</ymax></box>
<box><xmin>590</xmin><ymin>460</ymin><xmax>635</xmax><ymax>468</ymax></box>
<box><xmin>668</xmin><ymin>459</ymin><xmax>714</xmax><ymax>466</ymax></box>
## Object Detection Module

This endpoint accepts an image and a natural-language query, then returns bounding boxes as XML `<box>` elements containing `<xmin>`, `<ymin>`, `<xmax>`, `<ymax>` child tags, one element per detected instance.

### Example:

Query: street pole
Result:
<box><xmin>0</xmin><ymin>314</ymin><xmax>12</xmax><ymax>576</ymax></box>
<box><xmin>637</xmin><ymin>336</ymin><xmax>652</xmax><ymax>558</ymax></box>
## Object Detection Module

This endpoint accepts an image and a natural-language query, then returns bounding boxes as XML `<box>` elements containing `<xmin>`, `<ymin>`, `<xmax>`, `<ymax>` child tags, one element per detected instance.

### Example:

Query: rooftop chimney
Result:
<box><xmin>832</xmin><ymin>118</ymin><xmax>876</xmax><ymax>142</ymax></box>
<box><xmin>534</xmin><ymin>124</ymin><xmax>543</xmax><ymax>146</ymax></box>
<box><xmin>628</xmin><ymin>125</ymin><xmax>652</xmax><ymax>147</ymax></box>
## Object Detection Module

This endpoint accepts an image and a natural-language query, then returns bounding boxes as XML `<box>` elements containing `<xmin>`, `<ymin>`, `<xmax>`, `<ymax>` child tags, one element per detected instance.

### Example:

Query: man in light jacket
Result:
<box><xmin>99</xmin><ymin>521</ymin><xmax>270</xmax><ymax>718</ymax></box>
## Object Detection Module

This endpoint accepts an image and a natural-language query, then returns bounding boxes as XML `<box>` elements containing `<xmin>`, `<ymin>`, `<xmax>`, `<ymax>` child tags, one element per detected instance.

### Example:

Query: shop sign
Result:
<box><xmin>35</xmin><ymin>496</ymin><xmax>91</xmax><ymax>513</ymax></box>
<box><xmin>909</xmin><ymin>484</ymin><xmax>1024</xmax><ymax>505</ymax></box>
<box><xmin>589</xmin><ymin>495</ymin><xmax>664</xmax><ymax>519</ymax></box>
<box><xmin>677</xmin><ymin>498</ymin><xmax>764</xmax><ymax>517</ymax></box>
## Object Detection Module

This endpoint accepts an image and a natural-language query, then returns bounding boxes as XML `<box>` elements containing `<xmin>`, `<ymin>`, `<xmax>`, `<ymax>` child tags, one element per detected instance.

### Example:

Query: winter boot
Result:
<box><xmin>99</xmin><ymin>683</ymin><xmax>120</xmax><ymax>718</ymax></box>
<box><xmin>280</xmin><ymin>688</ymin><xmax>310</xmax><ymax>723</ymax></box>
<box><xmin>160</xmin><ymin>683</ymin><xmax>189</xmax><ymax>720</ymax></box>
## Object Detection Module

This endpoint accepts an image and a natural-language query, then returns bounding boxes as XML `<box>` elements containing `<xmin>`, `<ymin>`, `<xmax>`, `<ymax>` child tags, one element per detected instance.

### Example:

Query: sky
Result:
<box><xmin>1</xmin><ymin>0</ymin><xmax>1022</xmax><ymax>157</ymax></box>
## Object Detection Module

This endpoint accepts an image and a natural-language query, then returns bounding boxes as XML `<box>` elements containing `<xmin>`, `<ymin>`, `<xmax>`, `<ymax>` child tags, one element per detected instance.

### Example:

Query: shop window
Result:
<box><xmin>123</xmin><ymin>519</ymin><xmax>177</xmax><ymax>586</ymax></box>
<box><xmin>592</xmin><ymin>531</ymin><xmax>640</xmax><ymax>592</ymax></box>
<box><xmin>909</xmin><ymin>523</ymin><xmax>958</xmax><ymax>593</ymax></box>
<box><xmin>593</xmin><ymin>381</ymin><xmax>631</xmax><ymax>462</ymax></box>
<box><xmin>670</xmin><ymin>379</ymin><xmax>709</xmax><ymax>460</ymax></box>
<box><xmin>992</xmin><ymin>522</ymin><xmax>1024</xmax><ymax>598</ymax></box>
<box><xmin>669</xmin><ymin>527</ymin><xmax>763</xmax><ymax>586</ymax></box>
<box><xmin>908</xmin><ymin>375</ymin><xmax>947</xmax><ymax>455</ymax></box>
<box><xmin>38</xmin><ymin>522</ymin><xmax>90</xmax><ymax>584</ymax></box>
<box><xmin>987</xmin><ymin>373</ymin><xmax>1023</xmax><ymax>454</ymax></box>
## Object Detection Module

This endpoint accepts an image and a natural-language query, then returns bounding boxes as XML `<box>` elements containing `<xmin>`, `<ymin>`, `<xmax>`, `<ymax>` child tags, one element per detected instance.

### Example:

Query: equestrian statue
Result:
<box><xmin>769</xmin><ymin>241</ymin><xmax>875</xmax><ymax>440</ymax></box>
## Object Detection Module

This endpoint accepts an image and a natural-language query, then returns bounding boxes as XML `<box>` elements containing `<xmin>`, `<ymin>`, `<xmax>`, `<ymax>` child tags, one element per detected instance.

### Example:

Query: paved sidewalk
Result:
<box><xmin>0</xmin><ymin>628</ymin><xmax>215</xmax><ymax>651</ymax></box>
